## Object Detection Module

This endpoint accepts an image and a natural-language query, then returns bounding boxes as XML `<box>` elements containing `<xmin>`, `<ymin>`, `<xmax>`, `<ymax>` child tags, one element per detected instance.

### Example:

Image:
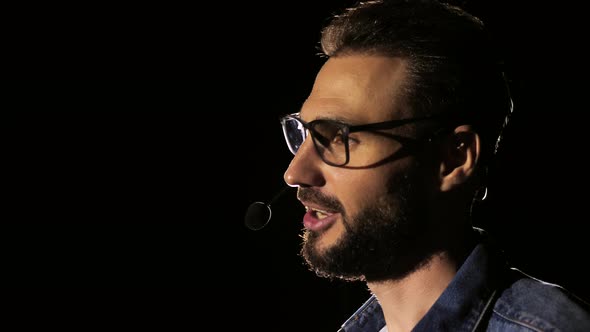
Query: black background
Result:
<box><xmin>5</xmin><ymin>1</ymin><xmax>589</xmax><ymax>330</ymax></box>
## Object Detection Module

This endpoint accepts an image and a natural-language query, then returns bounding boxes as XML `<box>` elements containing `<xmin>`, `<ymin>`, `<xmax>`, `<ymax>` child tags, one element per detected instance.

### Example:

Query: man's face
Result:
<box><xmin>283</xmin><ymin>55</ymin><xmax>438</xmax><ymax>281</ymax></box>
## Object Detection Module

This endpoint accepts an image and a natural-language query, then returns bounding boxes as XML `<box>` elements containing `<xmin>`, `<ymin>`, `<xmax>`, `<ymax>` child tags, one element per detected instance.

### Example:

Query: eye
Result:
<box><xmin>330</xmin><ymin>131</ymin><xmax>346</xmax><ymax>145</ymax></box>
<box><xmin>343</xmin><ymin>132</ymin><xmax>363</xmax><ymax>150</ymax></box>
<box><xmin>312</xmin><ymin>121</ymin><xmax>346</xmax><ymax>146</ymax></box>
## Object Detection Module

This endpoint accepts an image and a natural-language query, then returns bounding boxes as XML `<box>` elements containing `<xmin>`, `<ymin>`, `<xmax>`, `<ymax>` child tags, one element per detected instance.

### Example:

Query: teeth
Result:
<box><xmin>305</xmin><ymin>206</ymin><xmax>331</xmax><ymax>219</ymax></box>
<box><xmin>316</xmin><ymin>211</ymin><xmax>329</xmax><ymax>219</ymax></box>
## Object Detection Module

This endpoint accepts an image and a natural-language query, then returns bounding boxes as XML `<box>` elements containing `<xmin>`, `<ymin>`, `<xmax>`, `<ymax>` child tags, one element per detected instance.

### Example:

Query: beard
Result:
<box><xmin>299</xmin><ymin>164</ymin><xmax>440</xmax><ymax>282</ymax></box>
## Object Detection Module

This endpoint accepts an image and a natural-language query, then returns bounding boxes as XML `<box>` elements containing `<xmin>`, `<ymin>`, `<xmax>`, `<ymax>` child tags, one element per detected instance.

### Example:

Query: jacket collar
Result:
<box><xmin>339</xmin><ymin>228</ymin><xmax>506</xmax><ymax>332</ymax></box>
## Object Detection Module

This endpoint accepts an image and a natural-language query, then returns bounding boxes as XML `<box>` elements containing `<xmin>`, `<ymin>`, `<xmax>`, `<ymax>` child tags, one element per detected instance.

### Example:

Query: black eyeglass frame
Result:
<box><xmin>280</xmin><ymin>112</ymin><xmax>447</xmax><ymax>167</ymax></box>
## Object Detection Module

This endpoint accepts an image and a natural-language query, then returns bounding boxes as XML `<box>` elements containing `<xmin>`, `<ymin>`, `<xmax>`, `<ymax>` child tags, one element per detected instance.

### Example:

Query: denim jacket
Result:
<box><xmin>338</xmin><ymin>229</ymin><xmax>590</xmax><ymax>332</ymax></box>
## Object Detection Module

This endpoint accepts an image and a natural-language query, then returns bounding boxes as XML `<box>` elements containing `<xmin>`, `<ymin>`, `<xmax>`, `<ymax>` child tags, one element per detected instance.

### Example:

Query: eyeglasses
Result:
<box><xmin>280</xmin><ymin>113</ymin><xmax>444</xmax><ymax>167</ymax></box>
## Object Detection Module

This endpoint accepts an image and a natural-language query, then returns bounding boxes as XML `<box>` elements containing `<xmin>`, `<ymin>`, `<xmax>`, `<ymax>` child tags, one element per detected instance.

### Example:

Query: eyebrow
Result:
<box><xmin>296</xmin><ymin>111</ymin><xmax>360</xmax><ymax>125</ymax></box>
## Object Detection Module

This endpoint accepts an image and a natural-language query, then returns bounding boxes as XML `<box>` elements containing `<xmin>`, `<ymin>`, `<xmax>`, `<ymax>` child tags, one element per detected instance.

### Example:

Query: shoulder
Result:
<box><xmin>489</xmin><ymin>269</ymin><xmax>590</xmax><ymax>332</ymax></box>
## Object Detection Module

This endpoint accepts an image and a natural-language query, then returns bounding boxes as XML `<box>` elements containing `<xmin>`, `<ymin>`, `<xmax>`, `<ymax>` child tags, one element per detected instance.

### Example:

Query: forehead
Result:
<box><xmin>300</xmin><ymin>55</ymin><xmax>408</xmax><ymax>123</ymax></box>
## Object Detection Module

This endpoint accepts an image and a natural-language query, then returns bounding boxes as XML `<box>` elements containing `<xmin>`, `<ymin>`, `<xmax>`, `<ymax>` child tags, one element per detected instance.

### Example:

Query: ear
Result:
<box><xmin>438</xmin><ymin>125</ymin><xmax>480</xmax><ymax>192</ymax></box>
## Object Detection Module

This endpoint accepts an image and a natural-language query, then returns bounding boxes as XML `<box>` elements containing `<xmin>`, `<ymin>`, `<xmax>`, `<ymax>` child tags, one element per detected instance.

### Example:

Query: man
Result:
<box><xmin>279</xmin><ymin>0</ymin><xmax>590</xmax><ymax>331</ymax></box>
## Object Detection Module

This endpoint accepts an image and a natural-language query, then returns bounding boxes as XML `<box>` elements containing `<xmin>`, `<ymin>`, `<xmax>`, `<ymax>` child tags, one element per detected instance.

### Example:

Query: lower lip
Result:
<box><xmin>303</xmin><ymin>210</ymin><xmax>338</xmax><ymax>232</ymax></box>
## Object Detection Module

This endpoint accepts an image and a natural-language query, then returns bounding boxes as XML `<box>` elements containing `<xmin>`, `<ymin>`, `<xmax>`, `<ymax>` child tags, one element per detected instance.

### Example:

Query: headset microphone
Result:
<box><xmin>244</xmin><ymin>185</ymin><xmax>292</xmax><ymax>231</ymax></box>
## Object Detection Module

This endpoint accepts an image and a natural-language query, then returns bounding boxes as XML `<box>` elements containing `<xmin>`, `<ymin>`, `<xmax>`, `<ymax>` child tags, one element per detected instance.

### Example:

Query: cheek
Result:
<box><xmin>331</xmin><ymin>169</ymin><xmax>391</xmax><ymax>215</ymax></box>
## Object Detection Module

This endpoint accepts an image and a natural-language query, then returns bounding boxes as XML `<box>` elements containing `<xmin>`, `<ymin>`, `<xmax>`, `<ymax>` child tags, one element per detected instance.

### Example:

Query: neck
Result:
<box><xmin>367</xmin><ymin>251</ymin><xmax>458</xmax><ymax>332</ymax></box>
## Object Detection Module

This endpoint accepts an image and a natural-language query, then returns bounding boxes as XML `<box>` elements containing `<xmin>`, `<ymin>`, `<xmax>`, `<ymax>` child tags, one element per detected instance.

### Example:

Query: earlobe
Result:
<box><xmin>439</xmin><ymin>126</ymin><xmax>480</xmax><ymax>192</ymax></box>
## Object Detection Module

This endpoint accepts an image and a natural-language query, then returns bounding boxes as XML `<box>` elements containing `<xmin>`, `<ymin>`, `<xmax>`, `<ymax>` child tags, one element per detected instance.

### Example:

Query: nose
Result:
<box><xmin>283</xmin><ymin>137</ymin><xmax>326</xmax><ymax>188</ymax></box>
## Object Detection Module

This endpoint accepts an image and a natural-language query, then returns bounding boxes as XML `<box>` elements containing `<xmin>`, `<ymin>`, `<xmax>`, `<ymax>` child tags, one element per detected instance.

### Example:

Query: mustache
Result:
<box><xmin>297</xmin><ymin>188</ymin><xmax>344</xmax><ymax>213</ymax></box>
